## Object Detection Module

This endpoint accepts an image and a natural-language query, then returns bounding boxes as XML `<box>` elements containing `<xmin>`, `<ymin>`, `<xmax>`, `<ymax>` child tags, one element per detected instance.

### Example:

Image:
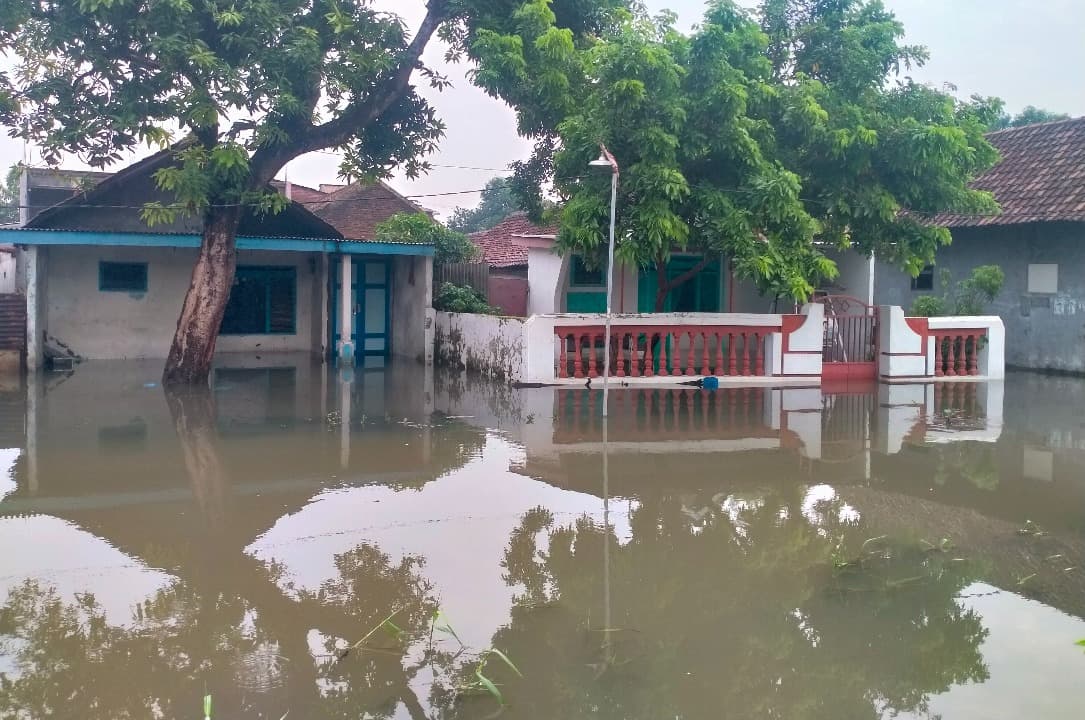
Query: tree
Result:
<box><xmin>0</xmin><ymin>0</ymin><xmax>625</xmax><ymax>384</ymax></box>
<box><xmin>966</xmin><ymin>95</ymin><xmax>1070</xmax><ymax>131</ymax></box>
<box><xmin>447</xmin><ymin>176</ymin><xmax>518</xmax><ymax>233</ymax></box>
<box><xmin>0</xmin><ymin>164</ymin><xmax>21</xmax><ymax>225</ymax></box>
<box><xmin>374</xmin><ymin>212</ymin><xmax>476</xmax><ymax>266</ymax></box>
<box><xmin>513</xmin><ymin>1</ymin><xmax>999</xmax><ymax>310</ymax></box>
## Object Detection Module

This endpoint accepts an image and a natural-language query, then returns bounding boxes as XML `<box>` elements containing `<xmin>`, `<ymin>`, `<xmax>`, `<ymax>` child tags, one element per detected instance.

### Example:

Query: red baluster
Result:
<box><xmin>741</xmin><ymin>332</ymin><xmax>752</xmax><ymax>376</ymax></box>
<box><xmin>713</xmin><ymin>332</ymin><xmax>723</xmax><ymax>375</ymax></box>
<box><xmin>701</xmin><ymin>332</ymin><xmax>710</xmax><ymax>375</ymax></box>
<box><xmin>754</xmin><ymin>333</ymin><xmax>765</xmax><ymax>376</ymax></box>
<box><xmin>587</xmin><ymin>332</ymin><xmax>598</xmax><ymax>378</ymax></box>
<box><xmin>616</xmin><ymin>330</ymin><xmax>627</xmax><ymax>377</ymax></box>
<box><xmin>574</xmin><ymin>333</ymin><xmax>585</xmax><ymax>378</ymax></box>
<box><xmin>669</xmin><ymin>332</ymin><xmax>680</xmax><ymax>376</ymax></box>
<box><xmin>558</xmin><ymin>332</ymin><xmax>569</xmax><ymax>378</ymax></box>
<box><xmin>662</xmin><ymin>332</ymin><xmax>673</xmax><ymax>376</ymax></box>
<box><xmin>945</xmin><ymin>334</ymin><xmax>957</xmax><ymax>377</ymax></box>
<box><xmin>968</xmin><ymin>334</ymin><xmax>980</xmax><ymax>375</ymax></box>
<box><xmin>630</xmin><ymin>330</ymin><xmax>642</xmax><ymax>377</ymax></box>
<box><xmin>644</xmin><ymin>332</ymin><xmax>655</xmax><ymax>377</ymax></box>
<box><xmin>686</xmin><ymin>331</ymin><xmax>697</xmax><ymax>376</ymax></box>
<box><xmin>728</xmin><ymin>333</ymin><xmax>737</xmax><ymax>376</ymax></box>
<box><xmin>934</xmin><ymin>335</ymin><xmax>944</xmax><ymax>377</ymax></box>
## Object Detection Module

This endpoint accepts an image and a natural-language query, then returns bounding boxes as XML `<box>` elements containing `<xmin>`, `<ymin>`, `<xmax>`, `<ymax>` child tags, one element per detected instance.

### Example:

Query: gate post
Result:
<box><xmin>877</xmin><ymin>305</ymin><xmax>929</xmax><ymax>380</ymax></box>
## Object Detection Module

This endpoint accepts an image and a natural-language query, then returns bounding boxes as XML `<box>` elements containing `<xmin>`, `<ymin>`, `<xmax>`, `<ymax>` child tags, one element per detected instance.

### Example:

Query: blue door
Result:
<box><xmin>330</xmin><ymin>258</ymin><xmax>391</xmax><ymax>358</ymax></box>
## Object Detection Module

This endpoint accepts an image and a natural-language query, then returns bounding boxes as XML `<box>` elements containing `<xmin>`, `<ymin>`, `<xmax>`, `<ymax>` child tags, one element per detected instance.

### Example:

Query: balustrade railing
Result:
<box><xmin>554</xmin><ymin>325</ymin><xmax>774</xmax><ymax>379</ymax></box>
<box><xmin>931</xmin><ymin>329</ymin><xmax>987</xmax><ymax>377</ymax></box>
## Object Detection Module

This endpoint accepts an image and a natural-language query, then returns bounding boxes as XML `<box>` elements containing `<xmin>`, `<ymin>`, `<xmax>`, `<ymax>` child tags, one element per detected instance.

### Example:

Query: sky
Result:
<box><xmin>2</xmin><ymin>0</ymin><xmax>1083</xmax><ymax>218</ymax></box>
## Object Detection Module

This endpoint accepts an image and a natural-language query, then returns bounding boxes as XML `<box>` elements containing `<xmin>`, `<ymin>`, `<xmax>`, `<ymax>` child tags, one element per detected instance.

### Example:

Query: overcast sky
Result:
<box><xmin>2</xmin><ymin>0</ymin><xmax>1083</xmax><ymax>217</ymax></box>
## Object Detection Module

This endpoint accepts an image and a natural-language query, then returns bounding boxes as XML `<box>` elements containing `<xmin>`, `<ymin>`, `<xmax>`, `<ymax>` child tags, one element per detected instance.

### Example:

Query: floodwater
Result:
<box><xmin>1</xmin><ymin>357</ymin><xmax>1085</xmax><ymax>719</ymax></box>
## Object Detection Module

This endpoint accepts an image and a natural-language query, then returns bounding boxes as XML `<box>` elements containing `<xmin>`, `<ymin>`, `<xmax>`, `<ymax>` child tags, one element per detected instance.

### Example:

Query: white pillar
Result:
<box><xmin>25</xmin><ymin>246</ymin><xmax>44</xmax><ymax>370</ymax></box>
<box><xmin>867</xmin><ymin>255</ymin><xmax>876</xmax><ymax>306</ymax></box>
<box><xmin>339</xmin><ymin>366</ymin><xmax>352</xmax><ymax>469</ymax></box>
<box><xmin>338</xmin><ymin>257</ymin><xmax>354</xmax><ymax>363</ymax></box>
<box><xmin>26</xmin><ymin>369</ymin><xmax>39</xmax><ymax>495</ymax></box>
<box><xmin>526</xmin><ymin>247</ymin><xmax>566</xmax><ymax>315</ymax></box>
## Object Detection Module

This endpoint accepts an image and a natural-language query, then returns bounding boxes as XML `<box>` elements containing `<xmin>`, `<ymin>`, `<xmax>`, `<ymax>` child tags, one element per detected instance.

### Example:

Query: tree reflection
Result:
<box><xmin>467</xmin><ymin>487</ymin><xmax>989</xmax><ymax>720</ymax></box>
<box><xmin>0</xmin><ymin>538</ymin><xmax>440</xmax><ymax>719</ymax></box>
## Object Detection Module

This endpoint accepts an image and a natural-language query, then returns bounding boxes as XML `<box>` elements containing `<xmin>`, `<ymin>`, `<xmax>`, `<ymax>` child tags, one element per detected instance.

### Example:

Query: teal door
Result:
<box><xmin>638</xmin><ymin>256</ymin><xmax>723</xmax><ymax>312</ymax></box>
<box><xmin>331</xmin><ymin>259</ymin><xmax>391</xmax><ymax>358</ymax></box>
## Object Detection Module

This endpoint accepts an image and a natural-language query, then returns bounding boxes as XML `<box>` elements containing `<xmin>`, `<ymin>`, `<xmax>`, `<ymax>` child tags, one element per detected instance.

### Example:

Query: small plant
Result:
<box><xmin>434</xmin><ymin>282</ymin><xmax>499</xmax><ymax>314</ymax></box>
<box><xmin>911</xmin><ymin>265</ymin><xmax>1004</xmax><ymax>317</ymax></box>
<box><xmin>457</xmin><ymin>648</ymin><xmax>523</xmax><ymax>706</ymax></box>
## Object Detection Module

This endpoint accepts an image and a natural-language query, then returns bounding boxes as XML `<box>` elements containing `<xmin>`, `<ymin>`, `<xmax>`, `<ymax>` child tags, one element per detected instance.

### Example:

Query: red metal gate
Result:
<box><xmin>815</xmin><ymin>295</ymin><xmax>878</xmax><ymax>381</ymax></box>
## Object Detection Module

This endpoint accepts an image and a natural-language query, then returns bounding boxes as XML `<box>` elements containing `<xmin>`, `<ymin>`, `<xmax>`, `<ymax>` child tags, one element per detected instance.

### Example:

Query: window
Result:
<box><xmin>1028</xmin><ymin>263</ymin><xmax>1058</xmax><ymax>294</ymax></box>
<box><xmin>221</xmin><ymin>266</ymin><xmax>297</xmax><ymax>335</ymax></box>
<box><xmin>570</xmin><ymin>256</ymin><xmax>605</xmax><ymax>287</ymax></box>
<box><xmin>911</xmin><ymin>265</ymin><xmax>934</xmax><ymax>291</ymax></box>
<box><xmin>99</xmin><ymin>262</ymin><xmax>148</xmax><ymax>292</ymax></box>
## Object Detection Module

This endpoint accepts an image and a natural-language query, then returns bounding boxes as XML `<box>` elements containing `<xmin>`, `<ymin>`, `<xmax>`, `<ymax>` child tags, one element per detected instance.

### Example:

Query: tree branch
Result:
<box><xmin>662</xmin><ymin>255</ymin><xmax>714</xmax><ymax>293</ymax></box>
<box><xmin>299</xmin><ymin>0</ymin><xmax>449</xmax><ymax>153</ymax></box>
<box><xmin>248</xmin><ymin>0</ymin><xmax>448</xmax><ymax>187</ymax></box>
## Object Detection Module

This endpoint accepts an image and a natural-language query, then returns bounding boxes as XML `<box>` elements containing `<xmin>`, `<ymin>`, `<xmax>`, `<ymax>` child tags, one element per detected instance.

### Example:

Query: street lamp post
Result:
<box><xmin>589</xmin><ymin>145</ymin><xmax>619</xmax><ymax>418</ymax></box>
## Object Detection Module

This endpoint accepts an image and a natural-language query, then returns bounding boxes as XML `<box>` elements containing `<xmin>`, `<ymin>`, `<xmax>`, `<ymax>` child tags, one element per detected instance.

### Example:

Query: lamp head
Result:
<box><xmin>589</xmin><ymin>152</ymin><xmax>612</xmax><ymax>169</ymax></box>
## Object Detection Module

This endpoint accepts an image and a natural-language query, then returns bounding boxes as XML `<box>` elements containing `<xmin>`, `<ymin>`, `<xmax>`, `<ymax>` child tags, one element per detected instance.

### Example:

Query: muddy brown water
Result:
<box><xmin>1</xmin><ymin>357</ymin><xmax>1084</xmax><ymax>719</ymax></box>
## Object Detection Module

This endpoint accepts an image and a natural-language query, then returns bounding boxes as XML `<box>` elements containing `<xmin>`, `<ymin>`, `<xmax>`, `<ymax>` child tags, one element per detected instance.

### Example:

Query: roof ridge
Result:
<box><xmin>986</xmin><ymin>115</ymin><xmax>1085</xmax><ymax>136</ymax></box>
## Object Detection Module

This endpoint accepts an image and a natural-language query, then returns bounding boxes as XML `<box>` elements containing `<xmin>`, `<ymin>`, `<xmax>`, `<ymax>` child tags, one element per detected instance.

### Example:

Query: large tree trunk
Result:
<box><xmin>162</xmin><ymin>205</ymin><xmax>243</xmax><ymax>386</ymax></box>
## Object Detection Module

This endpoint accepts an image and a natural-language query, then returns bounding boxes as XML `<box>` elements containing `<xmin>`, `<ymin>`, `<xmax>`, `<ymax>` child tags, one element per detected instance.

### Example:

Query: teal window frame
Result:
<box><xmin>221</xmin><ymin>265</ymin><xmax>297</xmax><ymax>335</ymax></box>
<box><xmin>98</xmin><ymin>261</ymin><xmax>148</xmax><ymax>292</ymax></box>
<box><xmin>569</xmin><ymin>255</ymin><xmax>606</xmax><ymax>287</ymax></box>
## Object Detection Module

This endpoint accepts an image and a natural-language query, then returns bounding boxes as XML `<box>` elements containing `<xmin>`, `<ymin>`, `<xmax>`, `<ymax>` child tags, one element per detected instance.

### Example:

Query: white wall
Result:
<box><xmin>824</xmin><ymin>249</ymin><xmax>874</xmax><ymax>303</ymax></box>
<box><xmin>44</xmin><ymin>246</ymin><xmax>323</xmax><ymax>360</ymax></box>
<box><xmin>391</xmin><ymin>254</ymin><xmax>434</xmax><ymax>364</ymax></box>
<box><xmin>434</xmin><ymin>311</ymin><xmax>525</xmax><ymax>382</ymax></box>
<box><xmin>0</xmin><ymin>252</ymin><xmax>16</xmax><ymax>294</ymax></box>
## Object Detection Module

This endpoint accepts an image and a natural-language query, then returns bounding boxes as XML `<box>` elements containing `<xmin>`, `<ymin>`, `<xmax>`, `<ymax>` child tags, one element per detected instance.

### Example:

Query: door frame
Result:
<box><xmin>329</xmin><ymin>257</ymin><xmax>392</xmax><ymax>359</ymax></box>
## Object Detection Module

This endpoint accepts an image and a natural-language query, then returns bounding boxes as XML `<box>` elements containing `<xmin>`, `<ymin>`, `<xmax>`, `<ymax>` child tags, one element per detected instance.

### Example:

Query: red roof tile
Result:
<box><xmin>930</xmin><ymin>117</ymin><xmax>1085</xmax><ymax>227</ymax></box>
<box><xmin>308</xmin><ymin>181</ymin><xmax>425</xmax><ymax>241</ymax></box>
<box><xmin>470</xmin><ymin>212</ymin><xmax>558</xmax><ymax>268</ymax></box>
<box><xmin>270</xmin><ymin>180</ymin><xmax>328</xmax><ymax>205</ymax></box>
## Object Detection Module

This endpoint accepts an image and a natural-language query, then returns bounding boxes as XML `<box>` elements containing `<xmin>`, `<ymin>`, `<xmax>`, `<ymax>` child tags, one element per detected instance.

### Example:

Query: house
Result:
<box><xmin>0</xmin><ymin>151</ymin><xmax>435</xmax><ymax>369</ymax></box>
<box><xmin>472</xmin><ymin>212</ymin><xmax>734</xmax><ymax>316</ymax></box>
<box><xmin>469</xmin><ymin>213</ymin><xmax>553</xmax><ymax>316</ymax></box>
<box><xmin>873</xmin><ymin>116</ymin><xmax>1085</xmax><ymax>372</ymax></box>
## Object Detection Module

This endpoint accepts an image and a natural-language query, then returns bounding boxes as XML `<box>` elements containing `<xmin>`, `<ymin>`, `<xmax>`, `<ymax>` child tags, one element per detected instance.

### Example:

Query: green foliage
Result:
<box><xmin>374</xmin><ymin>212</ymin><xmax>477</xmax><ymax>266</ymax></box>
<box><xmin>910</xmin><ymin>295</ymin><xmax>947</xmax><ymax>318</ymax></box>
<box><xmin>0</xmin><ymin>164</ymin><xmax>21</xmax><ymax>224</ymax></box>
<box><xmin>434</xmin><ymin>282</ymin><xmax>498</xmax><ymax>314</ymax></box>
<box><xmin>970</xmin><ymin>96</ymin><xmax>1071</xmax><ymax>130</ymax></box>
<box><xmin>0</xmin><ymin>0</ymin><xmax>623</xmax><ymax>218</ymax></box>
<box><xmin>508</xmin><ymin>0</ymin><xmax>1000</xmax><ymax>307</ymax></box>
<box><xmin>448</xmin><ymin>177</ymin><xmax>519</xmax><ymax>233</ymax></box>
<box><xmin>910</xmin><ymin>264</ymin><xmax>1004</xmax><ymax>316</ymax></box>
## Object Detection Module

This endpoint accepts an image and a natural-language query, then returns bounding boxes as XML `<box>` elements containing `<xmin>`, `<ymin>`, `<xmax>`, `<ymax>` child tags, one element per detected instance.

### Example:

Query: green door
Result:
<box><xmin>638</xmin><ymin>256</ymin><xmax>723</xmax><ymax>312</ymax></box>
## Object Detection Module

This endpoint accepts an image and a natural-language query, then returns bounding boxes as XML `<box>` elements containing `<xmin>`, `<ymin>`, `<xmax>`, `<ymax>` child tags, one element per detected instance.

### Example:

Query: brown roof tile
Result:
<box><xmin>470</xmin><ymin>212</ymin><xmax>558</xmax><ymax>268</ymax></box>
<box><xmin>269</xmin><ymin>180</ymin><xmax>328</xmax><ymax>205</ymax></box>
<box><xmin>930</xmin><ymin>116</ymin><xmax>1085</xmax><ymax>227</ymax></box>
<box><xmin>308</xmin><ymin>181</ymin><xmax>425</xmax><ymax>241</ymax></box>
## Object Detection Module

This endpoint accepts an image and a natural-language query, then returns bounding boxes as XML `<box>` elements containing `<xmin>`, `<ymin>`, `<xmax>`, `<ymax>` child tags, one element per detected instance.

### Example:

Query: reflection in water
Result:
<box><xmin>1</xmin><ymin>361</ymin><xmax>1084</xmax><ymax>718</ymax></box>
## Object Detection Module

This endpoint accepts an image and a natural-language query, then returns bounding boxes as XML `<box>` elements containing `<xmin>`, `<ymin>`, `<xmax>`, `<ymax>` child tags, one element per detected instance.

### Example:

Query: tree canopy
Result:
<box><xmin>0</xmin><ymin>164</ymin><xmax>20</xmax><ymax>224</ymax></box>
<box><xmin>447</xmin><ymin>176</ymin><xmax>518</xmax><ymax>233</ymax></box>
<box><xmin>0</xmin><ymin>0</ymin><xmax>629</xmax><ymax>382</ymax></box>
<box><xmin>509</xmin><ymin>0</ymin><xmax>1000</xmax><ymax>308</ymax></box>
<box><xmin>968</xmin><ymin>96</ymin><xmax>1071</xmax><ymax>131</ymax></box>
<box><xmin>374</xmin><ymin>211</ymin><xmax>477</xmax><ymax>266</ymax></box>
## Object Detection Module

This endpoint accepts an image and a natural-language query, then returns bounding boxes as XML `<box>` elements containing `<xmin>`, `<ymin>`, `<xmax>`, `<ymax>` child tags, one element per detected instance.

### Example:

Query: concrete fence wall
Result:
<box><xmin>435</xmin><ymin>304</ymin><xmax>826</xmax><ymax>386</ymax></box>
<box><xmin>878</xmin><ymin>305</ymin><xmax>1006</xmax><ymax>381</ymax></box>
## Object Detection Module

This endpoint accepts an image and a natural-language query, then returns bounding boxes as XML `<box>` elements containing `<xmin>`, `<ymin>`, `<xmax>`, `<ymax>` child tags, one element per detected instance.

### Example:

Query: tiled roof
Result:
<box><xmin>269</xmin><ymin>180</ymin><xmax>328</xmax><ymax>205</ymax></box>
<box><xmin>309</xmin><ymin>181</ymin><xmax>426</xmax><ymax>241</ymax></box>
<box><xmin>930</xmin><ymin>117</ymin><xmax>1085</xmax><ymax>227</ymax></box>
<box><xmin>470</xmin><ymin>212</ymin><xmax>558</xmax><ymax>268</ymax></box>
